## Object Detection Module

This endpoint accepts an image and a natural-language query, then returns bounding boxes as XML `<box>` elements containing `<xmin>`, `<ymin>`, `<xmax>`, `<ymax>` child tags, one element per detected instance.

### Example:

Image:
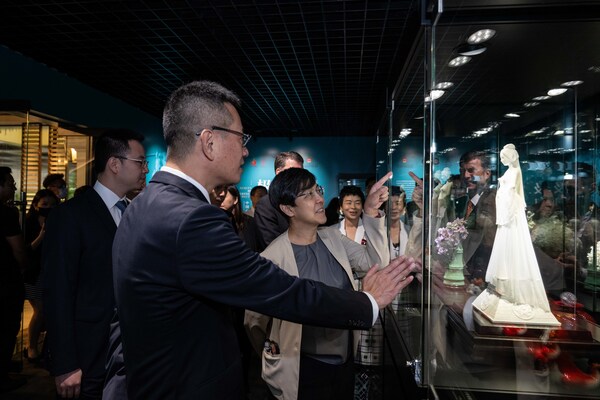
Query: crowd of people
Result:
<box><xmin>1</xmin><ymin>79</ymin><xmax>598</xmax><ymax>400</ymax></box>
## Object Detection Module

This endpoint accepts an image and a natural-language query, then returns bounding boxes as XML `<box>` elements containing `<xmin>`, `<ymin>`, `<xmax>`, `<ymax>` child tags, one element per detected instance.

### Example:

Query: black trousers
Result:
<box><xmin>297</xmin><ymin>354</ymin><xmax>354</xmax><ymax>400</ymax></box>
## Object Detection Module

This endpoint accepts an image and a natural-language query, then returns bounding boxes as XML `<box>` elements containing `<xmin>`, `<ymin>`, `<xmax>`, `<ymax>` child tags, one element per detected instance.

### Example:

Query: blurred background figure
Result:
<box><xmin>220</xmin><ymin>185</ymin><xmax>258</xmax><ymax>251</ymax></box>
<box><xmin>244</xmin><ymin>185</ymin><xmax>267</xmax><ymax>217</ymax></box>
<box><xmin>209</xmin><ymin>184</ymin><xmax>228</xmax><ymax>207</ymax></box>
<box><xmin>324</xmin><ymin>197</ymin><xmax>341</xmax><ymax>227</ymax></box>
<box><xmin>0</xmin><ymin>166</ymin><xmax>27</xmax><ymax>392</ymax></box>
<box><xmin>23</xmin><ymin>189</ymin><xmax>60</xmax><ymax>362</ymax></box>
<box><xmin>389</xmin><ymin>186</ymin><xmax>410</xmax><ymax>258</ymax></box>
<box><xmin>43</xmin><ymin>174</ymin><xmax>67</xmax><ymax>201</ymax></box>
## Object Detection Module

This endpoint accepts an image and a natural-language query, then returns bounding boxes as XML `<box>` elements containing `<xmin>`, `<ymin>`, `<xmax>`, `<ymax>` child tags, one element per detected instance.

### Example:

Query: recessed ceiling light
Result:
<box><xmin>532</xmin><ymin>95</ymin><xmax>551</xmax><ymax>101</ymax></box>
<box><xmin>425</xmin><ymin>90</ymin><xmax>445</xmax><ymax>102</ymax></box>
<box><xmin>435</xmin><ymin>82</ymin><xmax>454</xmax><ymax>89</ymax></box>
<box><xmin>468</xmin><ymin>29</ymin><xmax>496</xmax><ymax>44</ymax></box>
<box><xmin>504</xmin><ymin>113</ymin><xmax>520</xmax><ymax>118</ymax></box>
<box><xmin>455</xmin><ymin>43</ymin><xmax>487</xmax><ymax>56</ymax></box>
<box><xmin>561</xmin><ymin>80</ymin><xmax>583</xmax><ymax>87</ymax></box>
<box><xmin>449</xmin><ymin>56</ymin><xmax>471</xmax><ymax>67</ymax></box>
<box><xmin>523</xmin><ymin>102</ymin><xmax>540</xmax><ymax>107</ymax></box>
<box><xmin>548</xmin><ymin>88</ymin><xmax>568</xmax><ymax>96</ymax></box>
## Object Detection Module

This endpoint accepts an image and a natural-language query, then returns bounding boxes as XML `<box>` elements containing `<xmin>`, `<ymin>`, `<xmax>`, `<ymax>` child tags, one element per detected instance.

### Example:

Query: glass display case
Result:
<box><xmin>381</xmin><ymin>1</ymin><xmax>600</xmax><ymax>398</ymax></box>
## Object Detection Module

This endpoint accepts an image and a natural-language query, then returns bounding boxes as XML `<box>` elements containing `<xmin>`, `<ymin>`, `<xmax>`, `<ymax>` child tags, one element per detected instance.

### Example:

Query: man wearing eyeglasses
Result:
<box><xmin>112</xmin><ymin>80</ymin><xmax>416</xmax><ymax>400</ymax></box>
<box><xmin>43</xmin><ymin>130</ymin><xmax>148</xmax><ymax>399</ymax></box>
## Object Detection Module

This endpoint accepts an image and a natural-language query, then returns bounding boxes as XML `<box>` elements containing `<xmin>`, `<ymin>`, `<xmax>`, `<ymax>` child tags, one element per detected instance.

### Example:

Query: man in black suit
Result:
<box><xmin>43</xmin><ymin>130</ymin><xmax>148</xmax><ymax>399</ymax></box>
<box><xmin>254</xmin><ymin>151</ymin><xmax>304</xmax><ymax>251</ymax></box>
<box><xmin>113</xmin><ymin>80</ymin><xmax>416</xmax><ymax>399</ymax></box>
<box><xmin>457</xmin><ymin>150</ymin><xmax>497</xmax><ymax>285</ymax></box>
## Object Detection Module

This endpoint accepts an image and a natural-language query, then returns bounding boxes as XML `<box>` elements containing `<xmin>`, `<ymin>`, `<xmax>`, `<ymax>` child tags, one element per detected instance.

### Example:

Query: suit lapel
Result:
<box><xmin>317</xmin><ymin>229</ymin><xmax>355</xmax><ymax>288</ymax></box>
<box><xmin>85</xmin><ymin>189</ymin><xmax>117</xmax><ymax>234</ymax></box>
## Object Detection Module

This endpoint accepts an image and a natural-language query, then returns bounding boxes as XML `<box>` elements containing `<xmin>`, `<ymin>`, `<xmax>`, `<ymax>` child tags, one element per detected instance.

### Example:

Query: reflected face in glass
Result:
<box><xmin>461</xmin><ymin>158</ymin><xmax>490</xmax><ymax>195</ymax></box>
<box><xmin>539</xmin><ymin>189</ymin><xmax>555</xmax><ymax>218</ymax></box>
<box><xmin>390</xmin><ymin>194</ymin><xmax>406</xmax><ymax>222</ymax></box>
<box><xmin>340</xmin><ymin>195</ymin><xmax>363</xmax><ymax>222</ymax></box>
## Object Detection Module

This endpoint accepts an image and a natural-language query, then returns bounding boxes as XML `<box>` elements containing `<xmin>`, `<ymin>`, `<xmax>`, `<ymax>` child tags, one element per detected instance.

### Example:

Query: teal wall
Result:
<box><xmin>239</xmin><ymin>136</ymin><xmax>377</xmax><ymax>210</ymax></box>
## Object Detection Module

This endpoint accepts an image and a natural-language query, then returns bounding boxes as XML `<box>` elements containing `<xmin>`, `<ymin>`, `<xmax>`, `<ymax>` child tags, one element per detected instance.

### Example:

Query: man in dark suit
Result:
<box><xmin>407</xmin><ymin>151</ymin><xmax>496</xmax><ymax>284</ymax></box>
<box><xmin>113</xmin><ymin>80</ymin><xmax>416</xmax><ymax>400</ymax></box>
<box><xmin>254</xmin><ymin>151</ymin><xmax>304</xmax><ymax>251</ymax></box>
<box><xmin>457</xmin><ymin>150</ymin><xmax>497</xmax><ymax>285</ymax></box>
<box><xmin>43</xmin><ymin>130</ymin><xmax>148</xmax><ymax>399</ymax></box>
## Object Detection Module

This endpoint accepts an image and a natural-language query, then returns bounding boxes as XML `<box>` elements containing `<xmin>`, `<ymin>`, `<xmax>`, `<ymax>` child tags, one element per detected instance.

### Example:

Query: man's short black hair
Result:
<box><xmin>269</xmin><ymin>168</ymin><xmax>316</xmax><ymax>217</ymax></box>
<box><xmin>250</xmin><ymin>185</ymin><xmax>267</xmax><ymax>197</ymax></box>
<box><xmin>460</xmin><ymin>150</ymin><xmax>490</xmax><ymax>171</ymax></box>
<box><xmin>274</xmin><ymin>151</ymin><xmax>304</xmax><ymax>172</ymax></box>
<box><xmin>0</xmin><ymin>166</ymin><xmax>12</xmax><ymax>186</ymax></box>
<box><xmin>163</xmin><ymin>80</ymin><xmax>242</xmax><ymax>161</ymax></box>
<box><xmin>339</xmin><ymin>185</ymin><xmax>365</xmax><ymax>204</ymax></box>
<box><xmin>94</xmin><ymin>129</ymin><xmax>145</xmax><ymax>175</ymax></box>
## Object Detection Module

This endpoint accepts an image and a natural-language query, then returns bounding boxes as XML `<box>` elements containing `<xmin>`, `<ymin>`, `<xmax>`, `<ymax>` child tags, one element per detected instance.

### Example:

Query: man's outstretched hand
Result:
<box><xmin>363</xmin><ymin>256</ymin><xmax>417</xmax><ymax>309</ymax></box>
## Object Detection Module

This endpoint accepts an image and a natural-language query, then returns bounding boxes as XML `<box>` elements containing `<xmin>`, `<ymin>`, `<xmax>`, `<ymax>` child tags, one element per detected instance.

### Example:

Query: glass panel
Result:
<box><xmin>424</xmin><ymin>2</ymin><xmax>600</xmax><ymax>398</ymax></box>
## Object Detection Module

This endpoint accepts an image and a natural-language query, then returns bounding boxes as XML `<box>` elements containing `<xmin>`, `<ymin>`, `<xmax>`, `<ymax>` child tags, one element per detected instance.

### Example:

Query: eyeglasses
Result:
<box><xmin>197</xmin><ymin>126</ymin><xmax>252</xmax><ymax>147</ymax></box>
<box><xmin>297</xmin><ymin>185</ymin><xmax>324</xmax><ymax>200</ymax></box>
<box><xmin>116</xmin><ymin>156</ymin><xmax>148</xmax><ymax>169</ymax></box>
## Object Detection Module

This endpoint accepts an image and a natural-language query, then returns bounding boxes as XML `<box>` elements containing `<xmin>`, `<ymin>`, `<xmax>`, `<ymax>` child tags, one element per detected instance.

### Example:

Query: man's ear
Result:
<box><xmin>279</xmin><ymin>204</ymin><xmax>295</xmax><ymax>218</ymax></box>
<box><xmin>484</xmin><ymin>169</ymin><xmax>491</xmax><ymax>181</ymax></box>
<box><xmin>107</xmin><ymin>157</ymin><xmax>121</xmax><ymax>175</ymax></box>
<box><xmin>198</xmin><ymin>129</ymin><xmax>215</xmax><ymax>161</ymax></box>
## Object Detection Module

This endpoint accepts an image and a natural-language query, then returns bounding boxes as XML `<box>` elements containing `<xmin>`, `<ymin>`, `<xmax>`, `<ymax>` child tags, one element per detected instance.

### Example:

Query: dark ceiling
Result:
<box><xmin>0</xmin><ymin>1</ymin><xmax>599</xmax><ymax>139</ymax></box>
<box><xmin>0</xmin><ymin>0</ymin><xmax>421</xmax><ymax>137</ymax></box>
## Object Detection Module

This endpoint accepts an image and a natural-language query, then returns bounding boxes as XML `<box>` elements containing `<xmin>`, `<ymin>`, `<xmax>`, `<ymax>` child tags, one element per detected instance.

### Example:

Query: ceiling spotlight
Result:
<box><xmin>504</xmin><ymin>113</ymin><xmax>520</xmax><ymax>118</ymax></box>
<box><xmin>455</xmin><ymin>43</ymin><xmax>487</xmax><ymax>56</ymax></box>
<box><xmin>561</xmin><ymin>80</ymin><xmax>583</xmax><ymax>87</ymax></box>
<box><xmin>523</xmin><ymin>102</ymin><xmax>540</xmax><ymax>107</ymax></box>
<box><xmin>548</xmin><ymin>88</ymin><xmax>568</xmax><ymax>96</ymax></box>
<box><xmin>435</xmin><ymin>82</ymin><xmax>454</xmax><ymax>89</ymax></box>
<box><xmin>425</xmin><ymin>90</ymin><xmax>445</xmax><ymax>102</ymax></box>
<box><xmin>449</xmin><ymin>56</ymin><xmax>471</xmax><ymax>67</ymax></box>
<box><xmin>532</xmin><ymin>95</ymin><xmax>551</xmax><ymax>101</ymax></box>
<box><xmin>468</xmin><ymin>29</ymin><xmax>496</xmax><ymax>44</ymax></box>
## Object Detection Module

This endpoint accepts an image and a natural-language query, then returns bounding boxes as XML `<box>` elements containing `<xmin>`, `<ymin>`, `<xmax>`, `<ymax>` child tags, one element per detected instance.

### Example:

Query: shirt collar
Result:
<box><xmin>93</xmin><ymin>180</ymin><xmax>124</xmax><ymax>209</ymax></box>
<box><xmin>160</xmin><ymin>166</ymin><xmax>210</xmax><ymax>202</ymax></box>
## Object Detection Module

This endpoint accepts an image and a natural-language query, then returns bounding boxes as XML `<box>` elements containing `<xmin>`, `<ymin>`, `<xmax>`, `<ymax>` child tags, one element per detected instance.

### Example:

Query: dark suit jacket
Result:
<box><xmin>253</xmin><ymin>193</ymin><xmax>288</xmax><ymax>252</ymax></box>
<box><xmin>113</xmin><ymin>171</ymin><xmax>373</xmax><ymax>400</ymax></box>
<box><xmin>459</xmin><ymin>189</ymin><xmax>497</xmax><ymax>281</ymax></box>
<box><xmin>43</xmin><ymin>188</ymin><xmax>117</xmax><ymax>378</ymax></box>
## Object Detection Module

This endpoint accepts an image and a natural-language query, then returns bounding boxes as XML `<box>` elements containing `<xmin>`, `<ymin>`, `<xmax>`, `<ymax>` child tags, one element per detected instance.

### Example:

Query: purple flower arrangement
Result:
<box><xmin>435</xmin><ymin>218</ymin><xmax>468</xmax><ymax>260</ymax></box>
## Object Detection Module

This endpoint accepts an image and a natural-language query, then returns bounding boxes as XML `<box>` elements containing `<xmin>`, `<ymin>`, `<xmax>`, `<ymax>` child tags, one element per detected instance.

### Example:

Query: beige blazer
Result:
<box><xmin>244</xmin><ymin>214</ymin><xmax>389</xmax><ymax>400</ymax></box>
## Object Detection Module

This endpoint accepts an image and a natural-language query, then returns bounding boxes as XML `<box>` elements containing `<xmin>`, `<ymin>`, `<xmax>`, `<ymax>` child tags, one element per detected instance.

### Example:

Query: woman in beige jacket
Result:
<box><xmin>245</xmin><ymin>168</ymin><xmax>393</xmax><ymax>400</ymax></box>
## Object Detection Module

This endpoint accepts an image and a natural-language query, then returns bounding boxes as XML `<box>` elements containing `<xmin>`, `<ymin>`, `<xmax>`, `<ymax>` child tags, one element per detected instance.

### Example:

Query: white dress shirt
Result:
<box><xmin>93</xmin><ymin>180</ymin><xmax>128</xmax><ymax>226</ymax></box>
